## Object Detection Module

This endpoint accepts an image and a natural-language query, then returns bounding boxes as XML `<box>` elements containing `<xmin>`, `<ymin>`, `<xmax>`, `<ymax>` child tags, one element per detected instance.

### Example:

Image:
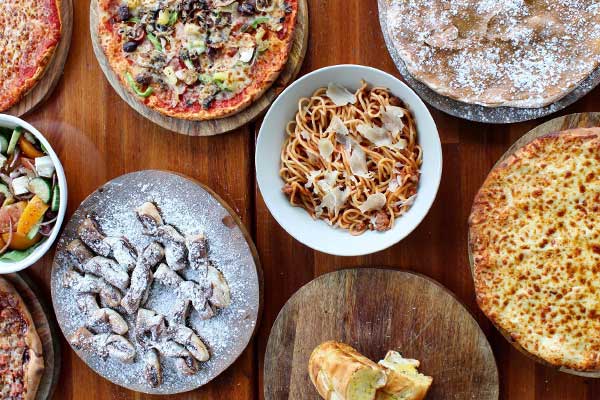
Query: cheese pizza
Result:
<box><xmin>0</xmin><ymin>277</ymin><xmax>44</xmax><ymax>400</ymax></box>
<box><xmin>97</xmin><ymin>0</ymin><xmax>298</xmax><ymax>120</ymax></box>
<box><xmin>469</xmin><ymin>128</ymin><xmax>600</xmax><ymax>372</ymax></box>
<box><xmin>0</xmin><ymin>0</ymin><xmax>62</xmax><ymax>112</ymax></box>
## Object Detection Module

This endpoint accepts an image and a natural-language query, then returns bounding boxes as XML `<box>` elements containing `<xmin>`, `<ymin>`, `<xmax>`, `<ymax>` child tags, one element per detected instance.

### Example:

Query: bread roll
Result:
<box><xmin>309</xmin><ymin>341</ymin><xmax>387</xmax><ymax>400</ymax></box>
<box><xmin>375</xmin><ymin>351</ymin><xmax>433</xmax><ymax>400</ymax></box>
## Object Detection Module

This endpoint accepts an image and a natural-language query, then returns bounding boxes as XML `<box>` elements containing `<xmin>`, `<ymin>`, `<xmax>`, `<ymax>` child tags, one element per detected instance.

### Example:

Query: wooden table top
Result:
<box><xmin>20</xmin><ymin>0</ymin><xmax>600</xmax><ymax>399</ymax></box>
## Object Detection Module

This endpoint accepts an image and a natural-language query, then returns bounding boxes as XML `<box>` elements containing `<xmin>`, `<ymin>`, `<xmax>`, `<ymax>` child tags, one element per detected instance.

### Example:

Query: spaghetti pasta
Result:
<box><xmin>280</xmin><ymin>81</ymin><xmax>422</xmax><ymax>235</ymax></box>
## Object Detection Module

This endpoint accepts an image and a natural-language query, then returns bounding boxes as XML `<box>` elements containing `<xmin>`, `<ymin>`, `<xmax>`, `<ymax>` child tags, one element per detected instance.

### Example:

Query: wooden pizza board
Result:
<box><xmin>264</xmin><ymin>268</ymin><xmax>499</xmax><ymax>400</ymax></box>
<box><xmin>5</xmin><ymin>0</ymin><xmax>73</xmax><ymax>117</ymax></box>
<box><xmin>51</xmin><ymin>170</ymin><xmax>262</xmax><ymax>394</ymax></box>
<box><xmin>89</xmin><ymin>0</ymin><xmax>309</xmax><ymax>136</ymax></box>
<box><xmin>3</xmin><ymin>273</ymin><xmax>62</xmax><ymax>400</ymax></box>
<box><xmin>468</xmin><ymin>112</ymin><xmax>600</xmax><ymax>378</ymax></box>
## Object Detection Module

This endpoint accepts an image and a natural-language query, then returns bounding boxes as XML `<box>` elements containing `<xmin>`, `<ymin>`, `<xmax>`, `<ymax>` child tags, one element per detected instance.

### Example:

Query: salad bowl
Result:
<box><xmin>0</xmin><ymin>114</ymin><xmax>68</xmax><ymax>273</ymax></box>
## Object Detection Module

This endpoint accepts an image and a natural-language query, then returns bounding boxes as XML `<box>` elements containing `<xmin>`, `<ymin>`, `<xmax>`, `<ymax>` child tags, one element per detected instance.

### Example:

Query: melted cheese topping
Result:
<box><xmin>105</xmin><ymin>0</ymin><xmax>292</xmax><ymax>110</ymax></box>
<box><xmin>470</xmin><ymin>128</ymin><xmax>600</xmax><ymax>371</ymax></box>
<box><xmin>0</xmin><ymin>0</ymin><xmax>61</xmax><ymax>110</ymax></box>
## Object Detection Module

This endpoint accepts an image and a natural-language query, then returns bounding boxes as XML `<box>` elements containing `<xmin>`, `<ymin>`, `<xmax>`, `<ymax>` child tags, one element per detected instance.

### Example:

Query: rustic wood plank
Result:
<box><xmin>9</xmin><ymin>0</ymin><xmax>600</xmax><ymax>398</ymax></box>
<box><xmin>256</xmin><ymin>1</ymin><xmax>600</xmax><ymax>399</ymax></box>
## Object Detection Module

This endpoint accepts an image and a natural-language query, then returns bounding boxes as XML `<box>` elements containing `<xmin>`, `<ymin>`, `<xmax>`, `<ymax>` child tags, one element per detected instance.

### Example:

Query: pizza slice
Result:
<box><xmin>0</xmin><ymin>0</ymin><xmax>62</xmax><ymax>111</ymax></box>
<box><xmin>0</xmin><ymin>277</ymin><xmax>44</xmax><ymax>400</ymax></box>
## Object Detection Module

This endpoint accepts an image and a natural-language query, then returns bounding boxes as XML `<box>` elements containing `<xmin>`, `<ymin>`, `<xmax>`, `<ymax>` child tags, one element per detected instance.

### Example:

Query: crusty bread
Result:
<box><xmin>309</xmin><ymin>341</ymin><xmax>387</xmax><ymax>400</ymax></box>
<box><xmin>376</xmin><ymin>351</ymin><xmax>433</xmax><ymax>400</ymax></box>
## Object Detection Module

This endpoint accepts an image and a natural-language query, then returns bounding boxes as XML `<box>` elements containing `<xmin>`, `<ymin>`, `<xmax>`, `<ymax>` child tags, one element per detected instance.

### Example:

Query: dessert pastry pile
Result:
<box><xmin>62</xmin><ymin>202</ymin><xmax>230</xmax><ymax>387</ymax></box>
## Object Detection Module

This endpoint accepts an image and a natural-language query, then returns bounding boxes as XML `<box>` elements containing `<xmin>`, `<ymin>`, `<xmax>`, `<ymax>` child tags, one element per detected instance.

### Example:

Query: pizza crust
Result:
<box><xmin>469</xmin><ymin>128</ymin><xmax>600</xmax><ymax>371</ymax></box>
<box><xmin>0</xmin><ymin>277</ymin><xmax>45</xmax><ymax>400</ymax></box>
<box><xmin>0</xmin><ymin>0</ymin><xmax>62</xmax><ymax>111</ymax></box>
<box><xmin>96</xmin><ymin>0</ymin><xmax>298</xmax><ymax>121</ymax></box>
<box><xmin>384</xmin><ymin>0</ymin><xmax>600</xmax><ymax>108</ymax></box>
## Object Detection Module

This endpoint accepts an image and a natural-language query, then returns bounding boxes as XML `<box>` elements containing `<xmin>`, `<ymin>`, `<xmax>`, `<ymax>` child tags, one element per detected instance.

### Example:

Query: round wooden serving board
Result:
<box><xmin>5</xmin><ymin>0</ymin><xmax>73</xmax><ymax>117</ymax></box>
<box><xmin>264</xmin><ymin>268</ymin><xmax>499</xmax><ymax>400</ymax></box>
<box><xmin>468</xmin><ymin>112</ymin><xmax>600</xmax><ymax>378</ymax></box>
<box><xmin>3</xmin><ymin>273</ymin><xmax>62</xmax><ymax>400</ymax></box>
<box><xmin>51</xmin><ymin>170</ymin><xmax>262</xmax><ymax>394</ymax></box>
<box><xmin>90</xmin><ymin>0</ymin><xmax>308</xmax><ymax>136</ymax></box>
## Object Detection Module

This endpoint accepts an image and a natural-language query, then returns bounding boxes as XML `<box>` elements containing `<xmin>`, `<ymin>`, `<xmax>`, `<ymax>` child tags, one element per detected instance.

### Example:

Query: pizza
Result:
<box><xmin>469</xmin><ymin>128</ymin><xmax>600</xmax><ymax>372</ymax></box>
<box><xmin>0</xmin><ymin>0</ymin><xmax>62</xmax><ymax>112</ymax></box>
<box><xmin>0</xmin><ymin>277</ymin><xmax>44</xmax><ymax>400</ymax></box>
<box><xmin>384</xmin><ymin>0</ymin><xmax>600</xmax><ymax>108</ymax></box>
<box><xmin>97</xmin><ymin>0</ymin><xmax>298</xmax><ymax>120</ymax></box>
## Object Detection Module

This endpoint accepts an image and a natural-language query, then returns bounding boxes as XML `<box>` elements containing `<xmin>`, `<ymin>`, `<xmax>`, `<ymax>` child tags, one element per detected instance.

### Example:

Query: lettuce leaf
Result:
<box><xmin>0</xmin><ymin>243</ymin><xmax>41</xmax><ymax>262</ymax></box>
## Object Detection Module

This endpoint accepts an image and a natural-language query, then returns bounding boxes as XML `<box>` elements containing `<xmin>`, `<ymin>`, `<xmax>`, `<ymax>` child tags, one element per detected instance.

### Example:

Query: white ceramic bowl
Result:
<box><xmin>256</xmin><ymin>65</ymin><xmax>442</xmax><ymax>256</ymax></box>
<box><xmin>0</xmin><ymin>114</ymin><xmax>68</xmax><ymax>273</ymax></box>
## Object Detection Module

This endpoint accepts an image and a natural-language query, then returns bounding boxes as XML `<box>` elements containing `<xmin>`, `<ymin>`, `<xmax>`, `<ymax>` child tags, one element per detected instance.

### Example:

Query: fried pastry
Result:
<box><xmin>69</xmin><ymin>327</ymin><xmax>136</xmax><ymax>363</ymax></box>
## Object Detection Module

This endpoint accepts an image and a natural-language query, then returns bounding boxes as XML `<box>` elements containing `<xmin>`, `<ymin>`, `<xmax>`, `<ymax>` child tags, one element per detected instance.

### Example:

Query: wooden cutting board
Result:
<box><xmin>6</xmin><ymin>0</ymin><xmax>73</xmax><ymax>117</ymax></box>
<box><xmin>51</xmin><ymin>170</ymin><xmax>262</xmax><ymax>394</ymax></box>
<box><xmin>89</xmin><ymin>0</ymin><xmax>308</xmax><ymax>136</ymax></box>
<box><xmin>264</xmin><ymin>268</ymin><xmax>499</xmax><ymax>400</ymax></box>
<box><xmin>468</xmin><ymin>112</ymin><xmax>600</xmax><ymax>378</ymax></box>
<box><xmin>3</xmin><ymin>273</ymin><xmax>62</xmax><ymax>400</ymax></box>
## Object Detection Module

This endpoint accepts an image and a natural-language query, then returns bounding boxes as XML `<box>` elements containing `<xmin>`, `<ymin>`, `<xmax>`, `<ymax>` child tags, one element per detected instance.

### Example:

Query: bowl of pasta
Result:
<box><xmin>256</xmin><ymin>65</ymin><xmax>442</xmax><ymax>256</ymax></box>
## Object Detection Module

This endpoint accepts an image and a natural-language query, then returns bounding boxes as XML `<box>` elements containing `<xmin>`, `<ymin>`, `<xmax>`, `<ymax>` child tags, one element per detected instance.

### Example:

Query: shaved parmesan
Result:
<box><xmin>318</xmin><ymin>170</ymin><xmax>340</xmax><ymax>192</ymax></box>
<box><xmin>381</xmin><ymin>106</ymin><xmax>405</xmax><ymax>135</ymax></box>
<box><xmin>305</xmin><ymin>170</ymin><xmax>321</xmax><ymax>189</ymax></box>
<box><xmin>349</xmin><ymin>143</ymin><xmax>370</xmax><ymax>177</ymax></box>
<box><xmin>300</xmin><ymin>130</ymin><xmax>311</xmax><ymax>140</ymax></box>
<box><xmin>327</xmin><ymin>116</ymin><xmax>349</xmax><ymax>136</ymax></box>
<box><xmin>358</xmin><ymin>193</ymin><xmax>387</xmax><ymax>213</ymax></box>
<box><xmin>318</xmin><ymin>138</ymin><xmax>335</xmax><ymax>162</ymax></box>
<box><xmin>394</xmin><ymin>138</ymin><xmax>408</xmax><ymax>150</ymax></box>
<box><xmin>395</xmin><ymin>194</ymin><xmax>416</xmax><ymax>208</ymax></box>
<box><xmin>315</xmin><ymin>187</ymin><xmax>351</xmax><ymax>217</ymax></box>
<box><xmin>327</xmin><ymin>117</ymin><xmax>352</xmax><ymax>153</ymax></box>
<box><xmin>388</xmin><ymin>178</ymin><xmax>400</xmax><ymax>193</ymax></box>
<box><xmin>326</xmin><ymin>83</ymin><xmax>357</xmax><ymax>106</ymax></box>
<box><xmin>357</xmin><ymin>124</ymin><xmax>392</xmax><ymax>147</ymax></box>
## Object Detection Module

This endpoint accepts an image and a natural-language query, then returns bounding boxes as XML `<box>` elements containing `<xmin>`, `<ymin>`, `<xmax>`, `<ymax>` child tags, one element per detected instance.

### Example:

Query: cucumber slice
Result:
<box><xmin>51</xmin><ymin>185</ymin><xmax>60</xmax><ymax>212</ymax></box>
<box><xmin>26</xmin><ymin>221</ymin><xmax>41</xmax><ymax>240</ymax></box>
<box><xmin>7</xmin><ymin>127</ymin><xmax>22</xmax><ymax>155</ymax></box>
<box><xmin>0</xmin><ymin>183</ymin><xmax>11</xmax><ymax>199</ymax></box>
<box><xmin>0</xmin><ymin>135</ymin><xmax>8</xmax><ymax>154</ymax></box>
<box><xmin>28</xmin><ymin>178</ymin><xmax>51</xmax><ymax>203</ymax></box>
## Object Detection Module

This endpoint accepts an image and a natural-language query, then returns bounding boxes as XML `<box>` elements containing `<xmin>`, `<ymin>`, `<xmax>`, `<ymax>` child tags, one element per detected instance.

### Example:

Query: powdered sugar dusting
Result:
<box><xmin>51</xmin><ymin>171</ymin><xmax>260</xmax><ymax>394</ymax></box>
<box><xmin>378</xmin><ymin>0</ymin><xmax>600</xmax><ymax>123</ymax></box>
<box><xmin>384</xmin><ymin>0</ymin><xmax>600</xmax><ymax>108</ymax></box>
